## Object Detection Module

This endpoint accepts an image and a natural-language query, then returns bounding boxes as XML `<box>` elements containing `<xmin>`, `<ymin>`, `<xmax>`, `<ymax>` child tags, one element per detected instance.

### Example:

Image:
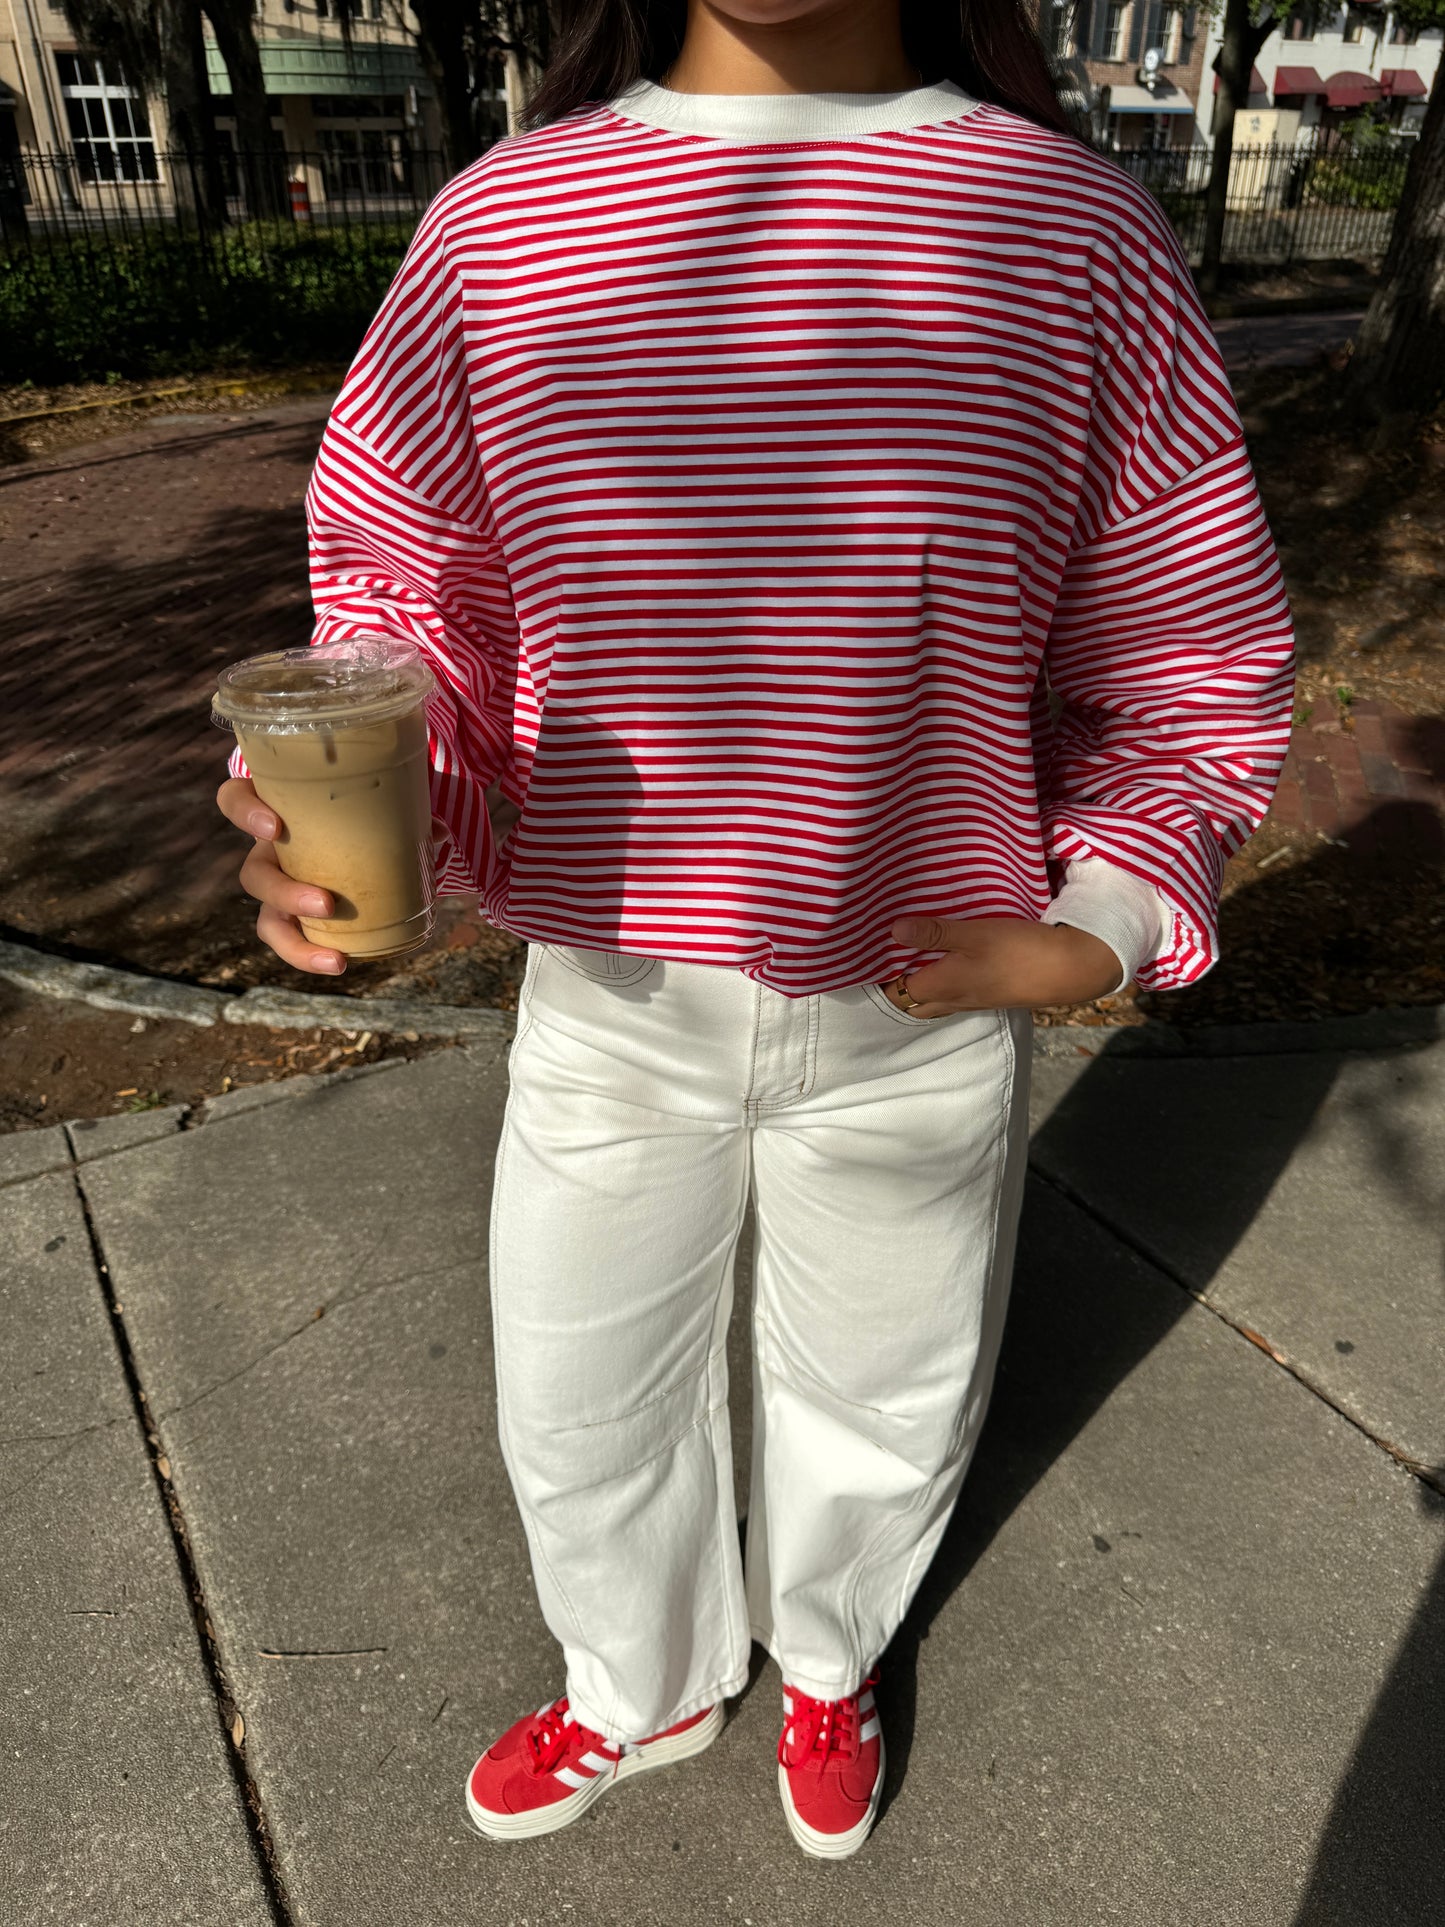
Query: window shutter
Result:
<box><xmin>1088</xmin><ymin>0</ymin><xmax>1110</xmax><ymax>57</ymax></box>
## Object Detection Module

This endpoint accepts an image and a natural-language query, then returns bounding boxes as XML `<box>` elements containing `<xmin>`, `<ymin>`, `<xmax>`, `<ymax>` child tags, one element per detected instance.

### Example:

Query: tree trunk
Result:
<box><xmin>411</xmin><ymin>0</ymin><xmax>484</xmax><ymax>171</ymax></box>
<box><xmin>159</xmin><ymin>0</ymin><xmax>228</xmax><ymax>226</ymax></box>
<box><xmin>203</xmin><ymin>0</ymin><xmax>287</xmax><ymax>217</ymax></box>
<box><xmin>1198</xmin><ymin>0</ymin><xmax>1277</xmax><ymax>296</ymax></box>
<box><xmin>1347</xmin><ymin>66</ymin><xmax>1445</xmax><ymax>421</ymax></box>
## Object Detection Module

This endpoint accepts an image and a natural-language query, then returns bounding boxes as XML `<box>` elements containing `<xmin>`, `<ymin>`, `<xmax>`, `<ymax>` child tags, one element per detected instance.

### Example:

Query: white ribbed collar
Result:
<box><xmin>605</xmin><ymin>78</ymin><xmax>978</xmax><ymax>143</ymax></box>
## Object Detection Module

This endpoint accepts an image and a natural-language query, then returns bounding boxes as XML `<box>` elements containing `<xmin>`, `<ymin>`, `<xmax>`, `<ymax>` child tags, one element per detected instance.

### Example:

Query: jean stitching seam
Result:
<box><xmin>861</xmin><ymin>979</ymin><xmax>934</xmax><ymax>1027</ymax></box>
<box><xmin>490</xmin><ymin>1022</ymin><xmax>596</xmax><ymax>1666</ymax></box>
<box><xmin>544</xmin><ymin>1347</ymin><xmax>715</xmax><ymax>1435</ymax></box>
<box><xmin>743</xmin><ymin>977</ymin><xmax>762</xmax><ymax>1122</ymax></box>
<box><xmin>708</xmin><ymin>1150</ymin><xmax>754</xmax><ymax>1689</ymax></box>
<box><xmin>547</xmin><ymin>946</ymin><xmax>658</xmax><ymax>988</ymax></box>
<box><xmin>841</xmin><ymin>1008</ymin><xmax>1019</xmax><ymax>1667</ymax></box>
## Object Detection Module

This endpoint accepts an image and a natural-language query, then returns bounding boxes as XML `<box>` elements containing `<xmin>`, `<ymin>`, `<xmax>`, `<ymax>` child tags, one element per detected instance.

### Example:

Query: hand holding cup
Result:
<box><xmin>216</xmin><ymin>777</ymin><xmax>347</xmax><ymax>975</ymax></box>
<box><xmin>211</xmin><ymin>638</ymin><xmax>438</xmax><ymax>972</ymax></box>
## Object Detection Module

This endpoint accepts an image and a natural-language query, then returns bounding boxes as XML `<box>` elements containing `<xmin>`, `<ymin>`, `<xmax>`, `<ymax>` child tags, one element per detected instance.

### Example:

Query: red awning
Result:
<box><xmin>1273</xmin><ymin>65</ymin><xmax>1328</xmax><ymax>99</ymax></box>
<box><xmin>1380</xmin><ymin>69</ymin><xmax>1428</xmax><ymax>99</ymax></box>
<box><xmin>1325</xmin><ymin>70</ymin><xmax>1384</xmax><ymax>108</ymax></box>
<box><xmin>1213</xmin><ymin>65</ymin><xmax>1267</xmax><ymax>95</ymax></box>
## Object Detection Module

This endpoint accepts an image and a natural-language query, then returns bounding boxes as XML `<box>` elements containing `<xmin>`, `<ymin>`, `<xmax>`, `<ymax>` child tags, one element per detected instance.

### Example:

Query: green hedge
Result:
<box><xmin>0</xmin><ymin>220</ymin><xmax>416</xmax><ymax>384</ymax></box>
<box><xmin>1303</xmin><ymin>154</ymin><xmax>1410</xmax><ymax>211</ymax></box>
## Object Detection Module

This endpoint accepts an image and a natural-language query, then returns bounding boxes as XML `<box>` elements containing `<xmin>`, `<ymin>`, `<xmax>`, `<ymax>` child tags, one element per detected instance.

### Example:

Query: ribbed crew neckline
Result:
<box><xmin>605</xmin><ymin>78</ymin><xmax>978</xmax><ymax>142</ymax></box>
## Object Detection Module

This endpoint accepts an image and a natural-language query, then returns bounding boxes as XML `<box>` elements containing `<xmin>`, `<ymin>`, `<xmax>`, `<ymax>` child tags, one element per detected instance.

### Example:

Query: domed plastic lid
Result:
<box><xmin>212</xmin><ymin>637</ymin><xmax>436</xmax><ymax>734</ymax></box>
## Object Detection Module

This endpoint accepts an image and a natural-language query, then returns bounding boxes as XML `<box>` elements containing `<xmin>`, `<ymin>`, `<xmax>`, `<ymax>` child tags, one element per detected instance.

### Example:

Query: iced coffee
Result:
<box><xmin>212</xmin><ymin>638</ymin><xmax>437</xmax><ymax>960</ymax></box>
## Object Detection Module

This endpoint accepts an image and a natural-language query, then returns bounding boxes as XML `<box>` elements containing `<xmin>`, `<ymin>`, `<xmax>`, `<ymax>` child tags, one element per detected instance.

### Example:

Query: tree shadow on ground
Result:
<box><xmin>1235</xmin><ymin>361</ymin><xmax>1445</xmax><ymax>715</ymax></box>
<box><xmin>0</xmin><ymin>442</ymin><xmax>315</xmax><ymax>979</ymax></box>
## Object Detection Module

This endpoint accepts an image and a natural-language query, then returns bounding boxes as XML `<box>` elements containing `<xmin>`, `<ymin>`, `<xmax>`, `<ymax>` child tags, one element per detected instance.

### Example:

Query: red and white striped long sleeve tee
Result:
<box><xmin>243</xmin><ymin>80</ymin><xmax>1295</xmax><ymax>995</ymax></box>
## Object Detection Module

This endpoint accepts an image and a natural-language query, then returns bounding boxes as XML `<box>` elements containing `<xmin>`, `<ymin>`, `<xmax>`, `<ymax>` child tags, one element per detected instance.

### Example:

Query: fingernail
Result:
<box><xmin>313</xmin><ymin>955</ymin><xmax>345</xmax><ymax>974</ymax></box>
<box><xmin>249</xmin><ymin>810</ymin><xmax>279</xmax><ymax>839</ymax></box>
<box><xmin>300</xmin><ymin>891</ymin><xmax>330</xmax><ymax>916</ymax></box>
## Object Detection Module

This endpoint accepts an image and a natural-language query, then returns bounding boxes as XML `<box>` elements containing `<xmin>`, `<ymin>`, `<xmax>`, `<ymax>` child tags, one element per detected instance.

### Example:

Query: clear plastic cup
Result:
<box><xmin>212</xmin><ymin>637</ymin><xmax>438</xmax><ymax>961</ymax></box>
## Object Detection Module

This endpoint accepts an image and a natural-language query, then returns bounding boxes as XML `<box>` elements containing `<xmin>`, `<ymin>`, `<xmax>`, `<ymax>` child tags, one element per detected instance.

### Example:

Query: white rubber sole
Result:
<box><xmin>465</xmin><ymin>1701</ymin><xmax>725</xmax><ymax>1842</ymax></box>
<box><xmin>777</xmin><ymin>1733</ymin><xmax>886</xmax><ymax>1861</ymax></box>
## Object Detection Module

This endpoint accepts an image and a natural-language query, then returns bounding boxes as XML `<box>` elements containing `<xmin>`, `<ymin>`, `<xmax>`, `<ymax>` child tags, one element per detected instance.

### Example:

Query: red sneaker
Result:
<box><xmin>776</xmin><ymin>1674</ymin><xmax>884</xmax><ymax>1858</ymax></box>
<box><xmin>465</xmin><ymin>1695</ymin><xmax>722</xmax><ymax>1840</ymax></box>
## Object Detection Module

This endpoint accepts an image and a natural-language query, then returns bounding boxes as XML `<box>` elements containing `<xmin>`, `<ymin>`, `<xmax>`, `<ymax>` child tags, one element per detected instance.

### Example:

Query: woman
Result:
<box><xmin>218</xmin><ymin>0</ymin><xmax>1294</xmax><ymax>1861</ymax></box>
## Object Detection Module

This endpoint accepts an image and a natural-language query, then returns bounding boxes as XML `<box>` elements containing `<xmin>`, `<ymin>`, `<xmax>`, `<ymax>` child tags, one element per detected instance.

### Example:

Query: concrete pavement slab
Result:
<box><xmin>1029</xmin><ymin>1043</ymin><xmax>1445</xmax><ymax>1478</ymax></box>
<box><xmin>78</xmin><ymin>1045</ymin><xmax>1445</xmax><ymax>1924</ymax></box>
<box><xmin>66</xmin><ymin>1102</ymin><xmax>188</xmax><ymax>1162</ymax></box>
<box><xmin>0</xmin><ymin>1170</ymin><xmax>274</xmax><ymax>1926</ymax></box>
<box><xmin>0</xmin><ymin>1121</ymin><xmax>71</xmax><ymax>1186</ymax></box>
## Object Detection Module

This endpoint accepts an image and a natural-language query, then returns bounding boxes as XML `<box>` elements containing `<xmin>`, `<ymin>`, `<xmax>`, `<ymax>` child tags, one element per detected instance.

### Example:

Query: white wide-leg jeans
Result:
<box><xmin>488</xmin><ymin>942</ymin><xmax>1032</xmax><ymax>1745</ymax></box>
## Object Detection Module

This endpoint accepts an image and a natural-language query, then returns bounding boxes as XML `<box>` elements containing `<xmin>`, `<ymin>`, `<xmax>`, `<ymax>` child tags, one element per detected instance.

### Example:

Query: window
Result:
<box><xmin>1389</xmin><ymin>14</ymin><xmax>1419</xmax><ymax>40</ymax></box>
<box><xmin>1045</xmin><ymin>0</ymin><xmax>1073</xmax><ymax>55</ymax></box>
<box><xmin>1103</xmin><ymin>0</ymin><xmax>1128</xmax><ymax>57</ymax></box>
<box><xmin>1152</xmin><ymin>4</ymin><xmax>1181</xmax><ymax>60</ymax></box>
<box><xmin>318</xmin><ymin>125</ymin><xmax>409</xmax><ymax>197</ymax></box>
<box><xmin>310</xmin><ymin>93</ymin><xmax>404</xmax><ymax>118</ymax></box>
<box><xmin>1341</xmin><ymin>5</ymin><xmax>1373</xmax><ymax>40</ymax></box>
<box><xmin>1284</xmin><ymin>1</ymin><xmax>1322</xmax><ymax>37</ymax></box>
<box><xmin>55</xmin><ymin>53</ymin><xmax>158</xmax><ymax>181</ymax></box>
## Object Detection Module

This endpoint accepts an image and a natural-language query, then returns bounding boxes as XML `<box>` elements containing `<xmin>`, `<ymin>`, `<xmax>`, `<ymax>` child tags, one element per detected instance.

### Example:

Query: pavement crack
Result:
<box><xmin>68</xmin><ymin>1156</ymin><xmax>297</xmax><ymax>1927</ymax></box>
<box><xmin>1028</xmin><ymin>1158</ymin><xmax>1445</xmax><ymax>1498</ymax></box>
<box><xmin>0</xmin><ymin>1417</ymin><xmax>121</xmax><ymax>1447</ymax></box>
<box><xmin>154</xmin><ymin>1256</ymin><xmax>482</xmax><ymax>1425</ymax></box>
<box><xmin>157</xmin><ymin>1311</ymin><xmax>329</xmax><ymax>1423</ymax></box>
<box><xmin>257</xmin><ymin>1647</ymin><xmax>388</xmax><ymax>1659</ymax></box>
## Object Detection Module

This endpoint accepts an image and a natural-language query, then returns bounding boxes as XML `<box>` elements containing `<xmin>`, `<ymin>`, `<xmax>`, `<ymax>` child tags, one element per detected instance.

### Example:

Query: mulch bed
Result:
<box><xmin>0</xmin><ymin>984</ymin><xmax>453</xmax><ymax>1137</ymax></box>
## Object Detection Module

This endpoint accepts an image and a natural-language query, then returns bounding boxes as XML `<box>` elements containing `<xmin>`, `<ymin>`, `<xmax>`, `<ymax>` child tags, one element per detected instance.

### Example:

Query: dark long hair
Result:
<box><xmin>522</xmin><ymin>0</ymin><xmax>1072</xmax><ymax>137</ymax></box>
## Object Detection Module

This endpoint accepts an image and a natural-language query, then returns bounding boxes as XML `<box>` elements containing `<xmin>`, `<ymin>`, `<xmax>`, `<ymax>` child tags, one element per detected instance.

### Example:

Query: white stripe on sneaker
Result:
<box><xmin>578</xmin><ymin>1750</ymin><xmax>616</xmax><ymax>1774</ymax></box>
<box><xmin>860</xmin><ymin>1716</ymin><xmax>880</xmax><ymax>1741</ymax></box>
<box><xmin>552</xmin><ymin>1766</ymin><xmax>590</xmax><ymax>1789</ymax></box>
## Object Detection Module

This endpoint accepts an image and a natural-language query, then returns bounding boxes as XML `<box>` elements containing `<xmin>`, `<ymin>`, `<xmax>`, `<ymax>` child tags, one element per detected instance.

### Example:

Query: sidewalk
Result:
<box><xmin>3</xmin><ymin>1027</ymin><xmax>1442</xmax><ymax>1925</ymax></box>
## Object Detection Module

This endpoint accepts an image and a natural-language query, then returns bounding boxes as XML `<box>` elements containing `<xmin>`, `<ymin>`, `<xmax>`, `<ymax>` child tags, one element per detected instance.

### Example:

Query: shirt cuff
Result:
<box><xmin>1039</xmin><ymin>858</ymin><xmax>1174</xmax><ymax>995</ymax></box>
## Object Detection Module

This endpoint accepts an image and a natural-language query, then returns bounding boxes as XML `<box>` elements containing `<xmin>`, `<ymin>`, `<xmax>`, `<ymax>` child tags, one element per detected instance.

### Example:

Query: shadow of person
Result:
<box><xmin>1290</xmin><ymin>1475</ymin><xmax>1445</xmax><ymax>1927</ymax></box>
<box><xmin>493</xmin><ymin>709</ymin><xmax>647</xmax><ymax>952</ymax></box>
<box><xmin>749</xmin><ymin>766</ymin><xmax>1445</xmax><ymax>1890</ymax></box>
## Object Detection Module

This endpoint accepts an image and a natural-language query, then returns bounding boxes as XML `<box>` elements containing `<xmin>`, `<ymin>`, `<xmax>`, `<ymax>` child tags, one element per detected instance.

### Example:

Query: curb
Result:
<box><xmin>2</xmin><ymin>935</ymin><xmax>1441</xmax><ymax>1059</ymax></box>
<box><xmin>0</xmin><ymin>938</ymin><xmax>511</xmax><ymax>1041</ymax></box>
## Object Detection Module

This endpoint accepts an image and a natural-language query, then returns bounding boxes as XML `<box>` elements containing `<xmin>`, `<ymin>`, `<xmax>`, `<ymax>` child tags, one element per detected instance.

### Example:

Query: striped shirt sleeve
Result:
<box><xmin>1038</xmin><ymin>220</ymin><xmax>1296</xmax><ymax>991</ymax></box>
<box><xmin>229</xmin><ymin>189</ymin><xmax>518</xmax><ymax>897</ymax></box>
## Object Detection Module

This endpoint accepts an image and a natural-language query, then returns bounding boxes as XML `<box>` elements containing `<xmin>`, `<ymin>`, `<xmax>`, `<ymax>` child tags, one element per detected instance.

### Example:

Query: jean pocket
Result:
<box><xmin>543</xmin><ymin>944</ymin><xmax>660</xmax><ymax>988</ymax></box>
<box><xmin>861</xmin><ymin>979</ymin><xmax>937</xmax><ymax>1025</ymax></box>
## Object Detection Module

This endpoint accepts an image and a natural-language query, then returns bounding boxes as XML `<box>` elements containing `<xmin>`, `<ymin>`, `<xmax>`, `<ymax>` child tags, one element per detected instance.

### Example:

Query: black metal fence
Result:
<box><xmin>1109</xmin><ymin>131</ymin><xmax>1413</xmax><ymax>267</ymax></box>
<box><xmin>0</xmin><ymin>131</ymin><xmax>1414</xmax><ymax>382</ymax></box>
<box><xmin>0</xmin><ymin>145</ymin><xmax>453</xmax><ymax>382</ymax></box>
<box><xmin>2</xmin><ymin>141</ymin><xmax>452</xmax><ymax>238</ymax></box>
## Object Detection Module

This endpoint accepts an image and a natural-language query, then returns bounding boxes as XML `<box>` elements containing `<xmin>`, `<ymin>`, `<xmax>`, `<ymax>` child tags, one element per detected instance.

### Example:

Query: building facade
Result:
<box><xmin>1193</xmin><ymin>1</ymin><xmax>1440</xmax><ymax>146</ymax></box>
<box><xmin>0</xmin><ymin>0</ymin><xmax>513</xmax><ymax>214</ymax></box>
<box><xmin>1046</xmin><ymin>0</ymin><xmax>1212</xmax><ymax>148</ymax></box>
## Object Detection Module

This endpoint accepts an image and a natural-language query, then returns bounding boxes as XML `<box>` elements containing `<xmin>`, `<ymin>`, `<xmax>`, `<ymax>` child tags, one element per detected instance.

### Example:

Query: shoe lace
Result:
<box><xmin>778</xmin><ymin>1673</ymin><xmax>878</xmax><ymax>1773</ymax></box>
<box><xmin>524</xmin><ymin>1698</ymin><xmax>597</xmax><ymax>1776</ymax></box>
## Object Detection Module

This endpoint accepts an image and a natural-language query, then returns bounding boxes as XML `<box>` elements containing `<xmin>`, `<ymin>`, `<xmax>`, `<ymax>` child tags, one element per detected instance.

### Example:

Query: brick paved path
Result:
<box><xmin>1270</xmin><ymin>700</ymin><xmax>1445</xmax><ymax>865</ymax></box>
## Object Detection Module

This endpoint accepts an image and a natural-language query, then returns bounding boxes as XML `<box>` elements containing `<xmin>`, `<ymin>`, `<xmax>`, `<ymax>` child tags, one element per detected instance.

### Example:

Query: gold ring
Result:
<box><xmin>893</xmin><ymin>973</ymin><xmax>922</xmax><ymax>1010</ymax></box>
